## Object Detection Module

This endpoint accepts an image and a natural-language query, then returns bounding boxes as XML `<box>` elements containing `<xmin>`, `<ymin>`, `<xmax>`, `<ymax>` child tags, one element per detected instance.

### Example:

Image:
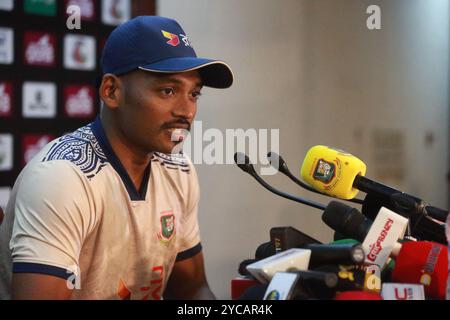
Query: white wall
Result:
<box><xmin>158</xmin><ymin>0</ymin><xmax>449</xmax><ymax>299</ymax></box>
<box><xmin>301</xmin><ymin>0</ymin><xmax>449</xmax><ymax>207</ymax></box>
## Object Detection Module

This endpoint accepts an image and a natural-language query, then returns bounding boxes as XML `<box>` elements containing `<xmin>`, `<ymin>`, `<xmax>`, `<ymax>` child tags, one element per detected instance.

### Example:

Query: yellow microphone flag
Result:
<box><xmin>301</xmin><ymin>145</ymin><xmax>366</xmax><ymax>200</ymax></box>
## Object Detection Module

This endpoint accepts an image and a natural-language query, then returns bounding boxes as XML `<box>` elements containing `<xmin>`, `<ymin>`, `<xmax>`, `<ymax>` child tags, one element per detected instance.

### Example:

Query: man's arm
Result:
<box><xmin>11</xmin><ymin>273</ymin><xmax>72</xmax><ymax>300</ymax></box>
<box><xmin>8</xmin><ymin>162</ymin><xmax>93</xmax><ymax>300</ymax></box>
<box><xmin>163</xmin><ymin>251</ymin><xmax>215</xmax><ymax>300</ymax></box>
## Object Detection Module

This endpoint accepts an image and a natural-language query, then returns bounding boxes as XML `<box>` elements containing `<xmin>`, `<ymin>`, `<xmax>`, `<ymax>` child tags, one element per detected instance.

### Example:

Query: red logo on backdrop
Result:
<box><xmin>64</xmin><ymin>85</ymin><xmax>95</xmax><ymax>118</ymax></box>
<box><xmin>66</xmin><ymin>0</ymin><xmax>96</xmax><ymax>21</ymax></box>
<box><xmin>0</xmin><ymin>81</ymin><xmax>13</xmax><ymax>117</ymax></box>
<box><xmin>22</xmin><ymin>134</ymin><xmax>55</xmax><ymax>165</ymax></box>
<box><xmin>24</xmin><ymin>31</ymin><xmax>56</xmax><ymax>67</ymax></box>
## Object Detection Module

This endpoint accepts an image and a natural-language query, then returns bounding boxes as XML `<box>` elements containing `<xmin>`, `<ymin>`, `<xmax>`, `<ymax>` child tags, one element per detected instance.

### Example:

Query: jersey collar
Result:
<box><xmin>91</xmin><ymin>116</ymin><xmax>151</xmax><ymax>201</ymax></box>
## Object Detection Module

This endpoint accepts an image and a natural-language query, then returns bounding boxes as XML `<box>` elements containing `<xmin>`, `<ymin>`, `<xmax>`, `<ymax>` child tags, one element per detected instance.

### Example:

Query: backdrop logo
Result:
<box><xmin>64</xmin><ymin>34</ymin><xmax>96</xmax><ymax>70</ymax></box>
<box><xmin>0</xmin><ymin>0</ymin><xmax>13</xmax><ymax>11</ymax></box>
<box><xmin>24</xmin><ymin>32</ymin><xmax>56</xmax><ymax>67</ymax></box>
<box><xmin>0</xmin><ymin>134</ymin><xmax>13</xmax><ymax>171</ymax></box>
<box><xmin>0</xmin><ymin>81</ymin><xmax>13</xmax><ymax>117</ymax></box>
<box><xmin>22</xmin><ymin>134</ymin><xmax>55</xmax><ymax>165</ymax></box>
<box><xmin>22</xmin><ymin>82</ymin><xmax>57</xmax><ymax>118</ymax></box>
<box><xmin>161</xmin><ymin>30</ymin><xmax>180</xmax><ymax>47</ymax></box>
<box><xmin>24</xmin><ymin>0</ymin><xmax>57</xmax><ymax>16</ymax></box>
<box><xmin>64</xmin><ymin>85</ymin><xmax>95</xmax><ymax>118</ymax></box>
<box><xmin>0</xmin><ymin>27</ymin><xmax>14</xmax><ymax>65</ymax></box>
<box><xmin>101</xmin><ymin>0</ymin><xmax>130</xmax><ymax>26</ymax></box>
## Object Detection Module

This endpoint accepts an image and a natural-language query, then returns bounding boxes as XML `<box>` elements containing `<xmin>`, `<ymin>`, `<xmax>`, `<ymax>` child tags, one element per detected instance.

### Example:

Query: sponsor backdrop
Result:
<box><xmin>0</xmin><ymin>0</ymin><xmax>155</xmax><ymax>210</ymax></box>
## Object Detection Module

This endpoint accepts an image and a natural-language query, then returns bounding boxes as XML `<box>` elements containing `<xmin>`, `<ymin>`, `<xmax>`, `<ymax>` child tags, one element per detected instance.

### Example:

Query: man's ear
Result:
<box><xmin>99</xmin><ymin>74</ymin><xmax>123</xmax><ymax>109</ymax></box>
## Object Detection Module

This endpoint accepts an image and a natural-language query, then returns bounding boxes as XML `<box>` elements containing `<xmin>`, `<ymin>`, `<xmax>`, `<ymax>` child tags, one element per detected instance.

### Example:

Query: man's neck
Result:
<box><xmin>100</xmin><ymin>113</ymin><xmax>152</xmax><ymax>192</ymax></box>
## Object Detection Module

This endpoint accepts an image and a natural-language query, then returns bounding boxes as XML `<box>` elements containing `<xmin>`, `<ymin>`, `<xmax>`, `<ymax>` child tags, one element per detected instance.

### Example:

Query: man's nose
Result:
<box><xmin>172</xmin><ymin>96</ymin><xmax>197</xmax><ymax>121</ymax></box>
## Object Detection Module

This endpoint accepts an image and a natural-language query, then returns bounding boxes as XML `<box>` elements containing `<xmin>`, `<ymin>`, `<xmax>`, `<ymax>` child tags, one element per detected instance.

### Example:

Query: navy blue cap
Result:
<box><xmin>101</xmin><ymin>16</ymin><xmax>233</xmax><ymax>88</ymax></box>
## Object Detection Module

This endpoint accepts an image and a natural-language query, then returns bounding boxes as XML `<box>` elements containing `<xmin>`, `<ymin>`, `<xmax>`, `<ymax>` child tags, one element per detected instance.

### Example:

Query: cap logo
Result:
<box><xmin>161</xmin><ymin>30</ymin><xmax>180</xmax><ymax>47</ymax></box>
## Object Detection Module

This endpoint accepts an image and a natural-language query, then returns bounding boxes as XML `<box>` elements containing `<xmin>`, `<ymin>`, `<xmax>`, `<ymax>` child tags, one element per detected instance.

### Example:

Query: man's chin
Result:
<box><xmin>155</xmin><ymin>141</ymin><xmax>184</xmax><ymax>155</ymax></box>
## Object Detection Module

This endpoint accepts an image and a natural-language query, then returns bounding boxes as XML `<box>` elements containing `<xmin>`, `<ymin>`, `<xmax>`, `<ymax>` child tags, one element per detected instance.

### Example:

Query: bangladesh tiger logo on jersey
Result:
<box><xmin>158</xmin><ymin>210</ymin><xmax>176</xmax><ymax>245</ymax></box>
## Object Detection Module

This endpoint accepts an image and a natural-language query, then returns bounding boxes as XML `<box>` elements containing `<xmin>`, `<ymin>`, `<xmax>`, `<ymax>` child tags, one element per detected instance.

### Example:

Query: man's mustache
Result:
<box><xmin>162</xmin><ymin>119</ymin><xmax>191</xmax><ymax>131</ymax></box>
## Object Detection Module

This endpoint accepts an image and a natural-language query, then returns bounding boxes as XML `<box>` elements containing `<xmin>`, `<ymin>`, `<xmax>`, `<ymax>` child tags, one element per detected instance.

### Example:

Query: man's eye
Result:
<box><xmin>191</xmin><ymin>91</ymin><xmax>202</xmax><ymax>99</ymax></box>
<box><xmin>162</xmin><ymin>88</ymin><xmax>175</xmax><ymax>95</ymax></box>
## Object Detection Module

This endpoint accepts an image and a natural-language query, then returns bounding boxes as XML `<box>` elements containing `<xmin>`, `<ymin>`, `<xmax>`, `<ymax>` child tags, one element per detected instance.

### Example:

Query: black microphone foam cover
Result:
<box><xmin>322</xmin><ymin>201</ymin><xmax>371</xmax><ymax>242</ymax></box>
<box><xmin>255</xmin><ymin>241</ymin><xmax>276</xmax><ymax>260</ymax></box>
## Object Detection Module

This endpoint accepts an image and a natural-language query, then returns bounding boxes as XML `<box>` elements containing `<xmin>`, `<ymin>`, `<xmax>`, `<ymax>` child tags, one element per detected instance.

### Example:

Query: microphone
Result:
<box><xmin>235</xmin><ymin>152</ymin><xmax>401</xmax><ymax>267</ymax></box>
<box><xmin>300</xmin><ymin>145</ymin><xmax>448</xmax><ymax>223</ymax></box>
<box><xmin>256</xmin><ymin>239</ymin><xmax>366</xmax><ymax>269</ymax></box>
<box><xmin>321</xmin><ymin>201</ymin><xmax>409</xmax><ymax>268</ymax></box>
<box><xmin>302</xmin><ymin>243</ymin><xmax>366</xmax><ymax>269</ymax></box>
<box><xmin>314</xmin><ymin>262</ymin><xmax>383</xmax><ymax>294</ymax></box>
<box><xmin>255</xmin><ymin>241</ymin><xmax>276</xmax><ymax>260</ymax></box>
<box><xmin>267</xmin><ymin>151</ymin><xmax>364</xmax><ymax>205</ymax></box>
<box><xmin>361</xmin><ymin>206</ymin><xmax>408</xmax><ymax>267</ymax></box>
<box><xmin>238</xmin><ymin>259</ymin><xmax>258</xmax><ymax>276</ymax></box>
<box><xmin>291</xmin><ymin>270</ymin><xmax>340</xmax><ymax>300</ymax></box>
<box><xmin>362</xmin><ymin>192</ymin><xmax>447</xmax><ymax>244</ymax></box>
<box><xmin>264</xmin><ymin>270</ymin><xmax>339</xmax><ymax>300</ymax></box>
<box><xmin>259</xmin><ymin>226</ymin><xmax>365</xmax><ymax>267</ymax></box>
<box><xmin>381</xmin><ymin>283</ymin><xmax>425</xmax><ymax>300</ymax></box>
<box><xmin>270</xmin><ymin>226</ymin><xmax>321</xmax><ymax>253</ymax></box>
<box><xmin>321</xmin><ymin>201</ymin><xmax>374</xmax><ymax>242</ymax></box>
<box><xmin>270</xmin><ymin>227</ymin><xmax>368</xmax><ymax>268</ymax></box>
<box><xmin>234</xmin><ymin>152</ymin><xmax>326</xmax><ymax>210</ymax></box>
<box><xmin>246</xmin><ymin>248</ymin><xmax>312</xmax><ymax>283</ymax></box>
<box><xmin>234</xmin><ymin>161</ymin><xmax>404</xmax><ymax>268</ymax></box>
<box><xmin>250</xmin><ymin>231</ymin><xmax>317</xmax><ymax>269</ymax></box>
<box><xmin>391</xmin><ymin>241</ymin><xmax>448</xmax><ymax>299</ymax></box>
<box><xmin>234</xmin><ymin>153</ymin><xmax>366</xmax><ymax>226</ymax></box>
<box><xmin>271</xmin><ymin>226</ymin><xmax>366</xmax><ymax>266</ymax></box>
<box><xmin>263</xmin><ymin>271</ymin><xmax>300</xmax><ymax>300</ymax></box>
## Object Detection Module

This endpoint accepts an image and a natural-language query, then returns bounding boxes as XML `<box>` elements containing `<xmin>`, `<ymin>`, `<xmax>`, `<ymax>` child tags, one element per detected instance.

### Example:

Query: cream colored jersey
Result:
<box><xmin>0</xmin><ymin>117</ymin><xmax>201</xmax><ymax>300</ymax></box>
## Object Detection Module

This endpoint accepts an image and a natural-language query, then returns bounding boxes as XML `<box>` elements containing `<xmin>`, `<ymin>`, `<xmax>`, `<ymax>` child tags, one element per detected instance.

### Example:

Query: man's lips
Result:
<box><xmin>162</xmin><ymin>122</ymin><xmax>191</xmax><ymax>131</ymax></box>
<box><xmin>166</xmin><ymin>125</ymin><xmax>190</xmax><ymax>130</ymax></box>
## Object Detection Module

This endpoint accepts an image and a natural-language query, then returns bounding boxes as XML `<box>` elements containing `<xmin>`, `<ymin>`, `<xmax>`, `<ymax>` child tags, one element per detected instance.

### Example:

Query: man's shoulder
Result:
<box><xmin>40</xmin><ymin>123</ymin><xmax>109</xmax><ymax>180</ymax></box>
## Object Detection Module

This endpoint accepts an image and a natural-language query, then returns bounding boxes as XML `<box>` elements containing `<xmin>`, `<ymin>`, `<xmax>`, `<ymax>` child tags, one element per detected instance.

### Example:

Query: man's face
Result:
<box><xmin>115</xmin><ymin>70</ymin><xmax>202</xmax><ymax>155</ymax></box>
